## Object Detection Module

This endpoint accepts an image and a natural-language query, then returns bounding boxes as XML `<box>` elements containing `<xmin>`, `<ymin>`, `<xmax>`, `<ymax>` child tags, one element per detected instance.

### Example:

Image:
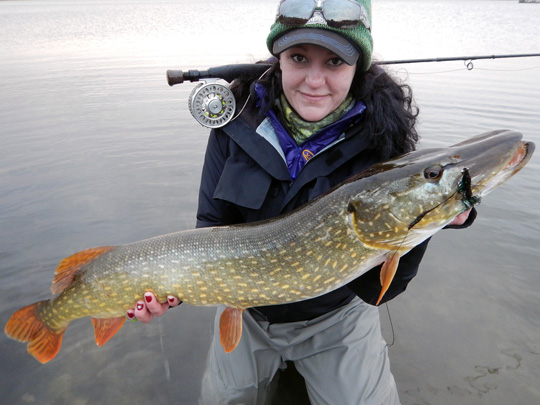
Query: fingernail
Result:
<box><xmin>136</xmin><ymin>302</ymin><xmax>144</xmax><ymax>311</ymax></box>
<box><xmin>145</xmin><ymin>294</ymin><xmax>153</xmax><ymax>303</ymax></box>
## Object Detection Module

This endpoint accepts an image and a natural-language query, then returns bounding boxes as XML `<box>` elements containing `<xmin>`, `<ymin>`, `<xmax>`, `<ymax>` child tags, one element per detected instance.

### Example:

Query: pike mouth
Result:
<box><xmin>506</xmin><ymin>142</ymin><xmax>530</xmax><ymax>170</ymax></box>
<box><xmin>476</xmin><ymin>140</ymin><xmax>534</xmax><ymax>198</ymax></box>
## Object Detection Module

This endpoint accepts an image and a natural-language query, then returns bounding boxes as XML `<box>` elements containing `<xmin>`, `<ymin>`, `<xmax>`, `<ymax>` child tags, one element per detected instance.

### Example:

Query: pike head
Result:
<box><xmin>345</xmin><ymin>129</ymin><xmax>535</xmax><ymax>253</ymax></box>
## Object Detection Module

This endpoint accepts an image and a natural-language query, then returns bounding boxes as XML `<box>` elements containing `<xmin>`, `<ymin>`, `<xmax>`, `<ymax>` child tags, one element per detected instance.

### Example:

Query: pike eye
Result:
<box><xmin>424</xmin><ymin>165</ymin><xmax>443</xmax><ymax>182</ymax></box>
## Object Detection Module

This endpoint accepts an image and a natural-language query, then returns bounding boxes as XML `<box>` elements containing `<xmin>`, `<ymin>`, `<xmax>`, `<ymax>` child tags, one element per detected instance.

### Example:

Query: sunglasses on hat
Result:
<box><xmin>276</xmin><ymin>0</ymin><xmax>370</xmax><ymax>30</ymax></box>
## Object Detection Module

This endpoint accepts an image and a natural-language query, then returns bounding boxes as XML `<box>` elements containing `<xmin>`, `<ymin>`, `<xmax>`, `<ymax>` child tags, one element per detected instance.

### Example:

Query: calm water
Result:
<box><xmin>1</xmin><ymin>1</ymin><xmax>539</xmax><ymax>404</ymax></box>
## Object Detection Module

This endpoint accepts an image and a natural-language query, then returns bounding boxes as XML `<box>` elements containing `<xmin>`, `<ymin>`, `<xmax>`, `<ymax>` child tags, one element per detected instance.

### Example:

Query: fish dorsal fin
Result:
<box><xmin>219</xmin><ymin>307</ymin><xmax>245</xmax><ymax>353</ymax></box>
<box><xmin>91</xmin><ymin>317</ymin><xmax>126</xmax><ymax>347</ymax></box>
<box><xmin>51</xmin><ymin>246</ymin><xmax>116</xmax><ymax>295</ymax></box>
<box><xmin>376</xmin><ymin>252</ymin><xmax>401</xmax><ymax>305</ymax></box>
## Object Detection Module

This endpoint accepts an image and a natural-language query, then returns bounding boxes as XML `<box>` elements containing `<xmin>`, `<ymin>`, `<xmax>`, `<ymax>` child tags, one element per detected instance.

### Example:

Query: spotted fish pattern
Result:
<box><xmin>5</xmin><ymin>130</ymin><xmax>534</xmax><ymax>363</ymax></box>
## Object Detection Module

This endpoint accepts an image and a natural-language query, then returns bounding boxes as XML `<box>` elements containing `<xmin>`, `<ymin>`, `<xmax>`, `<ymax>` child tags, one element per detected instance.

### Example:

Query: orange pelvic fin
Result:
<box><xmin>4</xmin><ymin>301</ymin><xmax>65</xmax><ymax>364</ymax></box>
<box><xmin>51</xmin><ymin>246</ymin><xmax>116</xmax><ymax>295</ymax></box>
<box><xmin>91</xmin><ymin>317</ymin><xmax>126</xmax><ymax>347</ymax></box>
<box><xmin>376</xmin><ymin>252</ymin><xmax>401</xmax><ymax>306</ymax></box>
<box><xmin>219</xmin><ymin>307</ymin><xmax>245</xmax><ymax>353</ymax></box>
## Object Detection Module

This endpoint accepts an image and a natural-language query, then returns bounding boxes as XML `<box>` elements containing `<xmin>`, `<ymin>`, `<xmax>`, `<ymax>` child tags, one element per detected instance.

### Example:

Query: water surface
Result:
<box><xmin>1</xmin><ymin>1</ymin><xmax>539</xmax><ymax>404</ymax></box>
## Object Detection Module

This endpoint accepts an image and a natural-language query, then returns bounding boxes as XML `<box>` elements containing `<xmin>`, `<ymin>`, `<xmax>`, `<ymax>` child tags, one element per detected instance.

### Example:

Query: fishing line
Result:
<box><xmin>382</xmin><ymin>169</ymin><xmax>479</xmax><ymax>349</ymax></box>
<box><xmin>381</xmin><ymin>194</ymin><xmax>459</xmax><ymax>349</ymax></box>
<box><xmin>466</xmin><ymin>65</ymin><xmax>540</xmax><ymax>73</ymax></box>
<box><xmin>228</xmin><ymin>66</ymin><xmax>272</xmax><ymax>124</ymax></box>
<box><xmin>406</xmin><ymin>68</ymin><xmax>471</xmax><ymax>75</ymax></box>
<box><xmin>381</xmin><ymin>168</ymin><xmax>474</xmax><ymax>346</ymax></box>
<box><xmin>384</xmin><ymin>302</ymin><xmax>395</xmax><ymax>348</ymax></box>
<box><xmin>158</xmin><ymin>319</ymin><xmax>171</xmax><ymax>382</ymax></box>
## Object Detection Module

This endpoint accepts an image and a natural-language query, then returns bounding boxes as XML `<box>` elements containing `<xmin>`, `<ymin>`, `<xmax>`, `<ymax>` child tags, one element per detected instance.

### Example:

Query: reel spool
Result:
<box><xmin>188</xmin><ymin>81</ymin><xmax>236</xmax><ymax>128</ymax></box>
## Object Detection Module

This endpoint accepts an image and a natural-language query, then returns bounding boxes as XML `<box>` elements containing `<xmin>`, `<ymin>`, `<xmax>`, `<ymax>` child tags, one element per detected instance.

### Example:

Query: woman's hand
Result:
<box><xmin>126</xmin><ymin>292</ymin><xmax>181</xmax><ymax>324</ymax></box>
<box><xmin>448</xmin><ymin>209</ymin><xmax>472</xmax><ymax>227</ymax></box>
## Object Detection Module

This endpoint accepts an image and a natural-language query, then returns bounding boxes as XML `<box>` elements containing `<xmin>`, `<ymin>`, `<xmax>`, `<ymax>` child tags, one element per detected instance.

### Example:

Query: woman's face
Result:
<box><xmin>279</xmin><ymin>44</ymin><xmax>356</xmax><ymax>122</ymax></box>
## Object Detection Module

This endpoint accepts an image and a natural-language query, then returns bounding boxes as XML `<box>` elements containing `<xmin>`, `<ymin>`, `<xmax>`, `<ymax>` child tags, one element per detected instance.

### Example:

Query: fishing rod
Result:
<box><xmin>166</xmin><ymin>52</ymin><xmax>540</xmax><ymax>128</ymax></box>
<box><xmin>166</xmin><ymin>52</ymin><xmax>540</xmax><ymax>85</ymax></box>
<box><xmin>376</xmin><ymin>52</ymin><xmax>540</xmax><ymax>70</ymax></box>
<box><xmin>167</xmin><ymin>64</ymin><xmax>271</xmax><ymax>86</ymax></box>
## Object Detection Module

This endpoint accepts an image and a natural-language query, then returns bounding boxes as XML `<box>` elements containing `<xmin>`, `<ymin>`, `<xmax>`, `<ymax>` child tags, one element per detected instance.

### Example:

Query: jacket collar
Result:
<box><xmin>254</xmin><ymin>83</ymin><xmax>366</xmax><ymax>180</ymax></box>
<box><xmin>222</xmin><ymin>117</ymin><xmax>291</xmax><ymax>182</ymax></box>
<box><xmin>221</xmin><ymin>91</ymin><xmax>375</xmax><ymax>213</ymax></box>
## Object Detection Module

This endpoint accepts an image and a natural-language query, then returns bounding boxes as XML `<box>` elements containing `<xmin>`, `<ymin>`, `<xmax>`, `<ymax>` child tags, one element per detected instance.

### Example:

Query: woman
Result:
<box><xmin>129</xmin><ymin>1</ymin><xmax>473</xmax><ymax>403</ymax></box>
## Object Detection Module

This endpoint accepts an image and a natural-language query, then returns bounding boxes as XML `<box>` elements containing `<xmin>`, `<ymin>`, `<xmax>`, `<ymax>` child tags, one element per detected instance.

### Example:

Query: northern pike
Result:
<box><xmin>5</xmin><ymin>130</ymin><xmax>534</xmax><ymax>363</ymax></box>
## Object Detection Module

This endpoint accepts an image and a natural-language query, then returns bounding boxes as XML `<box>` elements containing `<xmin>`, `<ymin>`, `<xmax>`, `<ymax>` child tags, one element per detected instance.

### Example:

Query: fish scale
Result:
<box><xmin>95</xmin><ymin>196</ymin><xmax>370</xmax><ymax>308</ymax></box>
<box><xmin>4</xmin><ymin>130</ymin><xmax>534</xmax><ymax>362</ymax></box>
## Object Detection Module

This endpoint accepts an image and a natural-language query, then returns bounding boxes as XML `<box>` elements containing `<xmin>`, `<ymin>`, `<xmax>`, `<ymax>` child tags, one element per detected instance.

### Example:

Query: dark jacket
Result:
<box><xmin>195</xmin><ymin>102</ymin><xmax>473</xmax><ymax>323</ymax></box>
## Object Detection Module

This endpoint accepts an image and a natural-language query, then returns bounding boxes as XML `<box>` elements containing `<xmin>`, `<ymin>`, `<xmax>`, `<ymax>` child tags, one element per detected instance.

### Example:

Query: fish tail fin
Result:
<box><xmin>4</xmin><ymin>301</ymin><xmax>66</xmax><ymax>364</ymax></box>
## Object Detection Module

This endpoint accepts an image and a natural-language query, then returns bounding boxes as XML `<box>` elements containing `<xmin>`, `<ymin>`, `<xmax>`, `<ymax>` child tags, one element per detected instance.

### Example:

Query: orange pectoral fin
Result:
<box><xmin>219</xmin><ymin>307</ymin><xmax>244</xmax><ymax>353</ymax></box>
<box><xmin>376</xmin><ymin>252</ymin><xmax>401</xmax><ymax>306</ymax></box>
<box><xmin>5</xmin><ymin>301</ymin><xmax>65</xmax><ymax>364</ymax></box>
<box><xmin>91</xmin><ymin>317</ymin><xmax>126</xmax><ymax>347</ymax></box>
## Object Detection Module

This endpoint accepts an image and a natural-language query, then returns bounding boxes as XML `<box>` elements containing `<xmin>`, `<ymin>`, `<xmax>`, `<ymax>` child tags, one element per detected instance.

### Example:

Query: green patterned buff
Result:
<box><xmin>276</xmin><ymin>93</ymin><xmax>355</xmax><ymax>144</ymax></box>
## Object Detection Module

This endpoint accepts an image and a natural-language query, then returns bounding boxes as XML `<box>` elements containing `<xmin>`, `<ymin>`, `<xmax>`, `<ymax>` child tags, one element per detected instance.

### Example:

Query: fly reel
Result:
<box><xmin>188</xmin><ymin>81</ymin><xmax>236</xmax><ymax>128</ymax></box>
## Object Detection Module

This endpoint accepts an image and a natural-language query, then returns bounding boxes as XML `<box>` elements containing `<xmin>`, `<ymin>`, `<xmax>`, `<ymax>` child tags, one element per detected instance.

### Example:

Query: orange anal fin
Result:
<box><xmin>91</xmin><ymin>317</ymin><xmax>126</xmax><ymax>347</ymax></box>
<box><xmin>376</xmin><ymin>252</ymin><xmax>401</xmax><ymax>306</ymax></box>
<box><xmin>52</xmin><ymin>246</ymin><xmax>116</xmax><ymax>295</ymax></box>
<box><xmin>5</xmin><ymin>301</ymin><xmax>65</xmax><ymax>364</ymax></box>
<box><xmin>219</xmin><ymin>307</ymin><xmax>244</xmax><ymax>353</ymax></box>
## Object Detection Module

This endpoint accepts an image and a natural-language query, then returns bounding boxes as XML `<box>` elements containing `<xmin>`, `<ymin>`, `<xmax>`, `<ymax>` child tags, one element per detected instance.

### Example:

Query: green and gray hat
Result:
<box><xmin>266</xmin><ymin>0</ymin><xmax>373</xmax><ymax>71</ymax></box>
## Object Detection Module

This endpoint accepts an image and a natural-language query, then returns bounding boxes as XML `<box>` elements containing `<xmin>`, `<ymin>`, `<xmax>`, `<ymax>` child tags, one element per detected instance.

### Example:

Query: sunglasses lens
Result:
<box><xmin>277</xmin><ymin>0</ymin><xmax>370</xmax><ymax>30</ymax></box>
<box><xmin>278</xmin><ymin>0</ymin><xmax>315</xmax><ymax>21</ymax></box>
<box><xmin>324</xmin><ymin>0</ymin><xmax>370</xmax><ymax>29</ymax></box>
<box><xmin>323</xmin><ymin>0</ymin><xmax>361</xmax><ymax>22</ymax></box>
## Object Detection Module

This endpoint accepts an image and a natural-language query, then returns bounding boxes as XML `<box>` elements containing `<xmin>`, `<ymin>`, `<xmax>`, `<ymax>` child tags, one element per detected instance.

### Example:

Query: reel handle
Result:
<box><xmin>167</xmin><ymin>63</ymin><xmax>272</xmax><ymax>86</ymax></box>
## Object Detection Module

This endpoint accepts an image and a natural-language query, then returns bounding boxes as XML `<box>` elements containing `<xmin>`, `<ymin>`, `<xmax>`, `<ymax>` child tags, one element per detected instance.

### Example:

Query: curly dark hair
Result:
<box><xmin>230</xmin><ymin>59</ymin><xmax>419</xmax><ymax>160</ymax></box>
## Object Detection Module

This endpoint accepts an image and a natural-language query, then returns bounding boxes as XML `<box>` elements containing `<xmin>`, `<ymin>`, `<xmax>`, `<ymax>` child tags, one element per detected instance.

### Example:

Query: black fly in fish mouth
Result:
<box><xmin>408</xmin><ymin>167</ymin><xmax>481</xmax><ymax>230</ymax></box>
<box><xmin>458</xmin><ymin>168</ymin><xmax>482</xmax><ymax>210</ymax></box>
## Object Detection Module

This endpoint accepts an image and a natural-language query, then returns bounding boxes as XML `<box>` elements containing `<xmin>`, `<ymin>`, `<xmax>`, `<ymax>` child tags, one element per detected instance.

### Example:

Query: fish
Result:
<box><xmin>4</xmin><ymin>129</ymin><xmax>534</xmax><ymax>363</ymax></box>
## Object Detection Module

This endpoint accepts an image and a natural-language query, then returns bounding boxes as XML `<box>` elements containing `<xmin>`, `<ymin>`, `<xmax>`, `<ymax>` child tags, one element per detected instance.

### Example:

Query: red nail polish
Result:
<box><xmin>127</xmin><ymin>311</ymin><xmax>135</xmax><ymax>320</ymax></box>
<box><xmin>168</xmin><ymin>297</ymin><xmax>175</xmax><ymax>304</ymax></box>
<box><xmin>136</xmin><ymin>302</ymin><xmax>144</xmax><ymax>311</ymax></box>
<box><xmin>145</xmin><ymin>294</ymin><xmax>152</xmax><ymax>303</ymax></box>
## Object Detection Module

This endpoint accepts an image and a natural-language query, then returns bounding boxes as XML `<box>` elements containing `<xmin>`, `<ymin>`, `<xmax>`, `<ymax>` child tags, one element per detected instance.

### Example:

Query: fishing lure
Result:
<box><xmin>459</xmin><ymin>168</ymin><xmax>482</xmax><ymax>209</ymax></box>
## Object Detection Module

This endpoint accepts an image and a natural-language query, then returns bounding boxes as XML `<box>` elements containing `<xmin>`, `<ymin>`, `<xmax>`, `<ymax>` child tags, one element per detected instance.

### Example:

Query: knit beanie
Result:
<box><xmin>266</xmin><ymin>0</ymin><xmax>373</xmax><ymax>71</ymax></box>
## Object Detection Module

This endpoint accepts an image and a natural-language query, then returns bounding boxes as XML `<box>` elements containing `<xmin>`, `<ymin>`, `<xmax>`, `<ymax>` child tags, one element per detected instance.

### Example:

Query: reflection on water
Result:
<box><xmin>1</xmin><ymin>1</ymin><xmax>539</xmax><ymax>404</ymax></box>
